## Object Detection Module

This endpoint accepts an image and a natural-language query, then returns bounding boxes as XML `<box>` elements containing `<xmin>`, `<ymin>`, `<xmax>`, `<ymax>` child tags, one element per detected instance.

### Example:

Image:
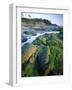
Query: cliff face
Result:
<box><xmin>21</xmin><ymin>18</ymin><xmax>52</xmax><ymax>27</ymax></box>
<box><xmin>21</xmin><ymin>18</ymin><xmax>60</xmax><ymax>31</ymax></box>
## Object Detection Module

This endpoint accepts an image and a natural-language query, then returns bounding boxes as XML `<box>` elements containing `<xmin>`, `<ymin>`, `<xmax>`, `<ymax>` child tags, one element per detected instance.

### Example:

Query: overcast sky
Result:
<box><xmin>21</xmin><ymin>12</ymin><xmax>63</xmax><ymax>26</ymax></box>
